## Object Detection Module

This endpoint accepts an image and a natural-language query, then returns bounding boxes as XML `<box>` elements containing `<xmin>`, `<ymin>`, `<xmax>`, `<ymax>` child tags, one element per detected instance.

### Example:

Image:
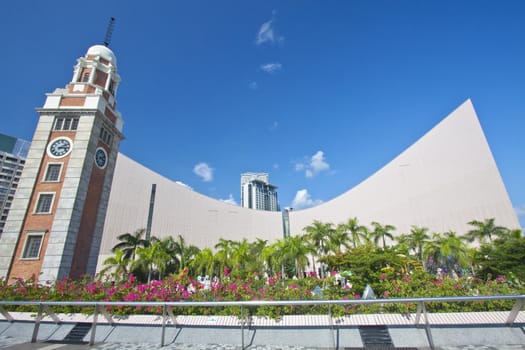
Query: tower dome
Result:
<box><xmin>86</xmin><ymin>45</ymin><xmax>117</xmax><ymax>66</ymax></box>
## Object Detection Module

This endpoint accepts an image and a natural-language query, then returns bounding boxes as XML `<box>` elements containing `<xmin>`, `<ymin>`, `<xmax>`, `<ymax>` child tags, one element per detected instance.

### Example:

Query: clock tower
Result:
<box><xmin>0</xmin><ymin>44</ymin><xmax>124</xmax><ymax>282</ymax></box>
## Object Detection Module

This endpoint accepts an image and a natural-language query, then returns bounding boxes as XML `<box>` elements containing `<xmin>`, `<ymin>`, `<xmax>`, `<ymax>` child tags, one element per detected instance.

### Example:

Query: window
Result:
<box><xmin>99</xmin><ymin>127</ymin><xmax>112</xmax><ymax>146</ymax></box>
<box><xmin>22</xmin><ymin>234</ymin><xmax>44</xmax><ymax>259</ymax></box>
<box><xmin>54</xmin><ymin>117</ymin><xmax>79</xmax><ymax>131</ymax></box>
<box><xmin>44</xmin><ymin>164</ymin><xmax>62</xmax><ymax>182</ymax></box>
<box><xmin>82</xmin><ymin>73</ymin><xmax>90</xmax><ymax>82</ymax></box>
<box><xmin>35</xmin><ymin>193</ymin><xmax>54</xmax><ymax>214</ymax></box>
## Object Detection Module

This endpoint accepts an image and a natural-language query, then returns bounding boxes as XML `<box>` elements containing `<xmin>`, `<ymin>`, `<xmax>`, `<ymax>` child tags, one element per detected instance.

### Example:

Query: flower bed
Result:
<box><xmin>1</xmin><ymin>270</ymin><xmax>523</xmax><ymax>317</ymax></box>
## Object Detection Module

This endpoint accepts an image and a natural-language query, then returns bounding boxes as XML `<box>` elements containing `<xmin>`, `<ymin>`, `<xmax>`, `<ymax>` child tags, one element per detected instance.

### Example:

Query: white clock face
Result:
<box><xmin>47</xmin><ymin>137</ymin><xmax>73</xmax><ymax>158</ymax></box>
<box><xmin>95</xmin><ymin>147</ymin><xmax>108</xmax><ymax>169</ymax></box>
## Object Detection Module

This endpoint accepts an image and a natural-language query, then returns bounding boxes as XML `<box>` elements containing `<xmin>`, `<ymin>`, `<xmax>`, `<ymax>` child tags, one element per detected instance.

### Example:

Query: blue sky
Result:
<box><xmin>1</xmin><ymin>1</ymin><xmax>524</xmax><ymax>229</ymax></box>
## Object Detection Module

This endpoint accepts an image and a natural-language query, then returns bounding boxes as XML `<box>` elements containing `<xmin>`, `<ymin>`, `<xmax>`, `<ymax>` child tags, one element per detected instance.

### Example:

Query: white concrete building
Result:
<box><xmin>96</xmin><ymin>99</ymin><xmax>520</xmax><ymax>271</ymax></box>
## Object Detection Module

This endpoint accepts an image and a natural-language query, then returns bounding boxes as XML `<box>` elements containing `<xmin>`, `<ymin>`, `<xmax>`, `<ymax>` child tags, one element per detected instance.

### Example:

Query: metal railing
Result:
<box><xmin>0</xmin><ymin>294</ymin><xmax>523</xmax><ymax>349</ymax></box>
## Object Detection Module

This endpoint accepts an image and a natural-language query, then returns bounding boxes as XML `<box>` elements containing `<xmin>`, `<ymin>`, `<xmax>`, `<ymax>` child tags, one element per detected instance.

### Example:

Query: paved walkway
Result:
<box><xmin>0</xmin><ymin>311</ymin><xmax>524</xmax><ymax>349</ymax></box>
<box><xmin>0</xmin><ymin>336</ymin><xmax>525</xmax><ymax>350</ymax></box>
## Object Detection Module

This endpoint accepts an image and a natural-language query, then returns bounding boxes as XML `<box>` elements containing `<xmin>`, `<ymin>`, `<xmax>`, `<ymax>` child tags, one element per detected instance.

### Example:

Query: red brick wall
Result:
<box><xmin>8</xmin><ymin>132</ymin><xmax>75</xmax><ymax>282</ymax></box>
<box><xmin>69</xmin><ymin>142</ymin><xmax>108</xmax><ymax>279</ymax></box>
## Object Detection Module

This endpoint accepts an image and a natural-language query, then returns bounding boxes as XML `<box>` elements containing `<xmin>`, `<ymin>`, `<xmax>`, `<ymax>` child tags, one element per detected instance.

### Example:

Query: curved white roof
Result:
<box><xmin>86</xmin><ymin>45</ymin><xmax>117</xmax><ymax>66</ymax></box>
<box><xmin>97</xmin><ymin>100</ymin><xmax>520</xmax><ymax>271</ymax></box>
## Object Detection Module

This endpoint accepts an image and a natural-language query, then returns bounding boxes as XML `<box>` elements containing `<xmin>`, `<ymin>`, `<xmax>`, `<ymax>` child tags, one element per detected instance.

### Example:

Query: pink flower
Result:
<box><xmin>383</xmin><ymin>291</ymin><xmax>390</xmax><ymax>298</ymax></box>
<box><xmin>380</xmin><ymin>273</ymin><xmax>387</xmax><ymax>280</ymax></box>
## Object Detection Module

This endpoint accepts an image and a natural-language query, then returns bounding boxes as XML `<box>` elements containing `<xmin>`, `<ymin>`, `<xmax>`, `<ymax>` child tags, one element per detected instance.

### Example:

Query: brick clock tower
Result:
<box><xmin>0</xmin><ymin>44</ymin><xmax>123</xmax><ymax>282</ymax></box>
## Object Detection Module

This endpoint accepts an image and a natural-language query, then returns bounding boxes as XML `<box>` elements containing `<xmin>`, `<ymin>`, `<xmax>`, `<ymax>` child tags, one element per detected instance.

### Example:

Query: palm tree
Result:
<box><xmin>407</xmin><ymin>226</ymin><xmax>430</xmax><ymax>264</ymax></box>
<box><xmin>112</xmin><ymin>228</ymin><xmax>150</xmax><ymax>260</ymax></box>
<box><xmin>99</xmin><ymin>248</ymin><xmax>130</xmax><ymax>280</ymax></box>
<box><xmin>214</xmin><ymin>238</ymin><xmax>235</xmax><ymax>276</ymax></box>
<box><xmin>304</xmin><ymin>220</ymin><xmax>335</xmax><ymax>278</ymax></box>
<box><xmin>172</xmin><ymin>234</ymin><xmax>199</xmax><ymax>272</ymax></box>
<box><xmin>304</xmin><ymin>220</ymin><xmax>334</xmax><ymax>257</ymax></box>
<box><xmin>275</xmin><ymin>235</ymin><xmax>313</xmax><ymax>277</ymax></box>
<box><xmin>231</xmin><ymin>238</ymin><xmax>252</xmax><ymax>272</ymax></box>
<box><xmin>132</xmin><ymin>242</ymin><xmax>161</xmax><ymax>283</ymax></box>
<box><xmin>248</xmin><ymin>238</ymin><xmax>268</xmax><ymax>273</ymax></box>
<box><xmin>466</xmin><ymin>218</ymin><xmax>509</xmax><ymax>244</ymax></box>
<box><xmin>343</xmin><ymin>217</ymin><xmax>368</xmax><ymax>248</ymax></box>
<box><xmin>330</xmin><ymin>224</ymin><xmax>352</xmax><ymax>254</ymax></box>
<box><xmin>260</xmin><ymin>242</ymin><xmax>280</xmax><ymax>277</ymax></box>
<box><xmin>190</xmin><ymin>248</ymin><xmax>218</xmax><ymax>277</ymax></box>
<box><xmin>424</xmin><ymin>231</ymin><xmax>469</xmax><ymax>273</ymax></box>
<box><xmin>370</xmin><ymin>222</ymin><xmax>396</xmax><ymax>249</ymax></box>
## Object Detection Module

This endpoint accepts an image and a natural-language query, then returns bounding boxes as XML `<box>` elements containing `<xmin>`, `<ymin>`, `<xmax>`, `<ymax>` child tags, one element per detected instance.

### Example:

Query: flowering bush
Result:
<box><xmin>0</xmin><ymin>270</ymin><xmax>523</xmax><ymax>318</ymax></box>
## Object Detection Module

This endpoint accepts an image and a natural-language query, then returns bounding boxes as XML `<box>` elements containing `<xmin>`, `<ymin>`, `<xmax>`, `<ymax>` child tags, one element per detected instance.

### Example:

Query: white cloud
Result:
<box><xmin>220</xmin><ymin>194</ymin><xmax>238</xmax><ymax>206</ymax></box>
<box><xmin>260</xmin><ymin>63</ymin><xmax>282</xmax><ymax>74</ymax></box>
<box><xmin>257</xmin><ymin>19</ymin><xmax>275</xmax><ymax>45</ymax></box>
<box><xmin>249</xmin><ymin>81</ymin><xmax>258</xmax><ymax>90</ymax></box>
<box><xmin>256</xmin><ymin>12</ymin><xmax>284</xmax><ymax>46</ymax></box>
<box><xmin>175</xmin><ymin>181</ymin><xmax>193</xmax><ymax>190</ymax></box>
<box><xmin>193</xmin><ymin>162</ymin><xmax>213</xmax><ymax>182</ymax></box>
<box><xmin>310</xmin><ymin>150</ymin><xmax>330</xmax><ymax>173</ymax></box>
<box><xmin>291</xmin><ymin>189</ymin><xmax>323</xmax><ymax>209</ymax></box>
<box><xmin>295</xmin><ymin>150</ymin><xmax>331</xmax><ymax>178</ymax></box>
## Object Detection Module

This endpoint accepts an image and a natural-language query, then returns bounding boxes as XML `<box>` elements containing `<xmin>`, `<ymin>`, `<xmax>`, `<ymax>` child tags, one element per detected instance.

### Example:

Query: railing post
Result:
<box><xmin>161</xmin><ymin>304</ymin><xmax>166</xmax><ymax>347</ymax></box>
<box><xmin>506</xmin><ymin>297</ymin><xmax>524</xmax><ymax>324</ymax></box>
<box><xmin>0</xmin><ymin>306</ymin><xmax>14</xmax><ymax>322</ymax></box>
<box><xmin>90</xmin><ymin>304</ymin><xmax>99</xmax><ymax>346</ymax></box>
<box><xmin>241</xmin><ymin>305</ymin><xmax>245</xmax><ymax>350</ymax></box>
<box><xmin>31</xmin><ymin>303</ymin><xmax>43</xmax><ymax>343</ymax></box>
<box><xmin>43</xmin><ymin>305</ymin><xmax>61</xmax><ymax>324</ymax></box>
<box><xmin>415</xmin><ymin>302</ymin><xmax>422</xmax><ymax>325</ymax></box>
<box><xmin>419</xmin><ymin>301</ymin><xmax>434</xmax><ymax>350</ymax></box>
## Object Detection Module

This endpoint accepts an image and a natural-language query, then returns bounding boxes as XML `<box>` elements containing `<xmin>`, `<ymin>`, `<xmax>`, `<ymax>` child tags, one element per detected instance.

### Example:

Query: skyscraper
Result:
<box><xmin>0</xmin><ymin>133</ymin><xmax>30</xmax><ymax>236</ymax></box>
<box><xmin>240</xmin><ymin>173</ymin><xmax>280</xmax><ymax>211</ymax></box>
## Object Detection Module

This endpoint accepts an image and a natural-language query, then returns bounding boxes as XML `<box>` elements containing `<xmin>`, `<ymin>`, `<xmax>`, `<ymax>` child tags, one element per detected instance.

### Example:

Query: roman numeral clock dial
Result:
<box><xmin>95</xmin><ymin>147</ymin><xmax>108</xmax><ymax>169</ymax></box>
<box><xmin>47</xmin><ymin>137</ymin><xmax>73</xmax><ymax>158</ymax></box>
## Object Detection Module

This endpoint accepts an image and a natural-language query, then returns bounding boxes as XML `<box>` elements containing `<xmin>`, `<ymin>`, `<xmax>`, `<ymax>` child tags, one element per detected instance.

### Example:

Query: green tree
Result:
<box><xmin>214</xmin><ymin>238</ymin><xmax>235</xmax><ymax>276</ymax></box>
<box><xmin>112</xmin><ymin>228</ymin><xmax>150</xmax><ymax>260</ymax></box>
<box><xmin>473</xmin><ymin>234</ymin><xmax>525</xmax><ymax>281</ymax></box>
<box><xmin>406</xmin><ymin>226</ymin><xmax>430</xmax><ymax>265</ymax></box>
<box><xmin>342</xmin><ymin>217</ymin><xmax>368</xmax><ymax>248</ymax></box>
<box><xmin>99</xmin><ymin>248</ymin><xmax>130</xmax><ymax>280</ymax></box>
<box><xmin>466</xmin><ymin>218</ymin><xmax>509</xmax><ymax>244</ymax></box>
<box><xmin>304</xmin><ymin>220</ymin><xmax>335</xmax><ymax>277</ymax></box>
<box><xmin>172</xmin><ymin>234</ymin><xmax>200</xmax><ymax>272</ymax></box>
<box><xmin>275</xmin><ymin>235</ymin><xmax>313</xmax><ymax>277</ymax></box>
<box><xmin>330</xmin><ymin>224</ymin><xmax>352</xmax><ymax>254</ymax></box>
<box><xmin>304</xmin><ymin>220</ymin><xmax>334</xmax><ymax>256</ymax></box>
<box><xmin>190</xmin><ymin>248</ymin><xmax>218</xmax><ymax>277</ymax></box>
<box><xmin>231</xmin><ymin>238</ymin><xmax>253</xmax><ymax>273</ymax></box>
<box><xmin>424</xmin><ymin>231</ymin><xmax>469</xmax><ymax>272</ymax></box>
<box><xmin>370</xmin><ymin>222</ymin><xmax>396</xmax><ymax>249</ymax></box>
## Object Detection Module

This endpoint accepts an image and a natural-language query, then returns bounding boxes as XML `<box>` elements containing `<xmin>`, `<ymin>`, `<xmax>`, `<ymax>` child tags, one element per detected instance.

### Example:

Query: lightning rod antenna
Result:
<box><xmin>103</xmin><ymin>17</ymin><xmax>116</xmax><ymax>47</ymax></box>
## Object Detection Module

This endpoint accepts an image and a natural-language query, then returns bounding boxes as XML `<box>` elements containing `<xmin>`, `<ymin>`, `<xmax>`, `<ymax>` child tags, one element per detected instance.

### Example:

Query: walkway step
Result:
<box><xmin>62</xmin><ymin>322</ymin><xmax>91</xmax><ymax>343</ymax></box>
<box><xmin>358</xmin><ymin>325</ymin><xmax>394</xmax><ymax>348</ymax></box>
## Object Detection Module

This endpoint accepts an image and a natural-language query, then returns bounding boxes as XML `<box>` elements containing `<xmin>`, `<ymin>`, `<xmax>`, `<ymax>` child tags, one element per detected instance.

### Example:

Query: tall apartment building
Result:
<box><xmin>0</xmin><ymin>133</ymin><xmax>30</xmax><ymax>236</ymax></box>
<box><xmin>240</xmin><ymin>173</ymin><xmax>280</xmax><ymax>211</ymax></box>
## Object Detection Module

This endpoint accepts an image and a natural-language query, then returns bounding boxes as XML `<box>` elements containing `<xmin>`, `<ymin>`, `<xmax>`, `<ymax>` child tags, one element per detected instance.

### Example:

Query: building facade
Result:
<box><xmin>0</xmin><ymin>134</ymin><xmax>30</xmax><ymax>236</ymax></box>
<box><xmin>0</xmin><ymin>44</ymin><xmax>124</xmax><ymax>282</ymax></box>
<box><xmin>240</xmin><ymin>173</ymin><xmax>280</xmax><ymax>211</ymax></box>
<box><xmin>96</xmin><ymin>100</ymin><xmax>520</xmax><ymax>271</ymax></box>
